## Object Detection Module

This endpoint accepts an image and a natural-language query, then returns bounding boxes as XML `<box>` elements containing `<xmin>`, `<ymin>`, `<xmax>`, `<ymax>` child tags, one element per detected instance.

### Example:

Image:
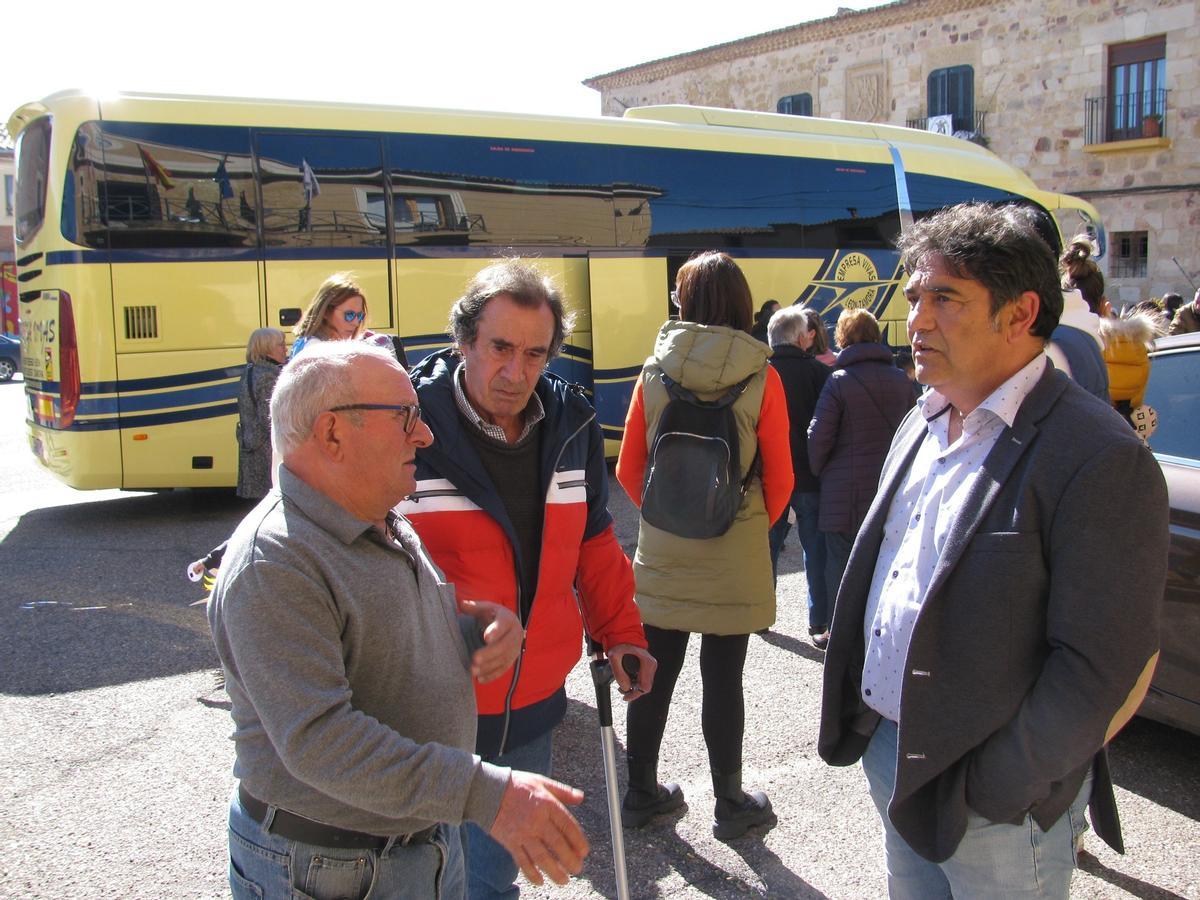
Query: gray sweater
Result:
<box><xmin>208</xmin><ymin>466</ymin><xmax>510</xmax><ymax>835</ymax></box>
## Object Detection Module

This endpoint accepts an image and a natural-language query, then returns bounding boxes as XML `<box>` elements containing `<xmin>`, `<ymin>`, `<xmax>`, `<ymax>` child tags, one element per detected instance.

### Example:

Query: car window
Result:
<box><xmin>1144</xmin><ymin>350</ymin><xmax>1200</xmax><ymax>460</ymax></box>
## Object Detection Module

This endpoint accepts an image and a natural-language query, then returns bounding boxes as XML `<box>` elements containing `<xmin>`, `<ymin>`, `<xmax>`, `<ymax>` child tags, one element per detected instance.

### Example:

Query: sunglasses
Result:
<box><xmin>339</xmin><ymin>309</ymin><xmax>366</xmax><ymax>324</ymax></box>
<box><xmin>329</xmin><ymin>403</ymin><xmax>423</xmax><ymax>434</ymax></box>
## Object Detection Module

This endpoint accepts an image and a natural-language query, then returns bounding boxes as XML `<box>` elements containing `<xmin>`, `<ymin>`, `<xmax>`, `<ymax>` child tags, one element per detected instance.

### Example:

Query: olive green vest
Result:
<box><xmin>632</xmin><ymin>322</ymin><xmax>777</xmax><ymax>635</ymax></box>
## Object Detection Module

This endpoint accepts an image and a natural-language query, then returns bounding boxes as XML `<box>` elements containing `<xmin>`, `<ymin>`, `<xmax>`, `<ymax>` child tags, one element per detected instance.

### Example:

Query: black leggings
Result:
<box><xmin>625</xmin><ymin>624</ymin><xmax>750</xmax><ymax>777</ymax></box>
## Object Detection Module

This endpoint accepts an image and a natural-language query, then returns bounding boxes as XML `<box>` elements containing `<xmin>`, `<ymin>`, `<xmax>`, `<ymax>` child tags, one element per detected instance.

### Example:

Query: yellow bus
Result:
<box><xmin>10</xmin><ymin>91</ymin><xmax>1103</xmax><ymax>489</ymax></box>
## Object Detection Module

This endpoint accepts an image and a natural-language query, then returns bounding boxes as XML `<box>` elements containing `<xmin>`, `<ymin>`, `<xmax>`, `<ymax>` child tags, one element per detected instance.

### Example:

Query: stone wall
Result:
<box><xmin>586</xmin><ymin>0</ymin><xmax>1199</xmax><ymax>304</ymax></box>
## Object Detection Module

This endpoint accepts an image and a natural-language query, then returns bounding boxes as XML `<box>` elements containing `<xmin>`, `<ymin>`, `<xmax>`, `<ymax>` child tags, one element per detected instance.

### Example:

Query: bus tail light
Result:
<box><xmin>57</xmin><ymin>291</ymin><xmax>81</xmax><ymax>428</ymax></box>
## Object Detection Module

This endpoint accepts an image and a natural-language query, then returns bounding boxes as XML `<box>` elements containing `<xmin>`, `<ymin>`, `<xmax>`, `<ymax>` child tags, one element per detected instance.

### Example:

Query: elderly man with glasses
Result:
<box><xmin>208</xmin><ymin>341</ymin><xmax>590</xmax><ymax>899</ymax></box>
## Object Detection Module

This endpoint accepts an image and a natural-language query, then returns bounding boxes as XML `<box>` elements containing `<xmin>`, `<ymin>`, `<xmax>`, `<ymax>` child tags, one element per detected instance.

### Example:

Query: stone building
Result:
<box><xmin>584</xmin><ymin>0</ymin><xmax>1199</xmax><ymax>306</ymax></box>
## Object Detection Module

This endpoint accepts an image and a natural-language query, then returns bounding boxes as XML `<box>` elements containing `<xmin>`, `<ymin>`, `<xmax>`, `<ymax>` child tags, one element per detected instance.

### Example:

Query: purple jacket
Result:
<box><xmin>807</xmin><ymin>342</ymin><xmax>915</xmax><ymax>534</ymax></box>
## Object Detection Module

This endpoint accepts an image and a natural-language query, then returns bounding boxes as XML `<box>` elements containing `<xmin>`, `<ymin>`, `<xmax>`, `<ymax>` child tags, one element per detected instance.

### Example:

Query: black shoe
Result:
<box><xmin>810</xmin><ymin>629</ymin><xmax>830</xmax><ymax>650</ymax></box>
<box><xmin>713</xmin><ymin>790</ymin><xmax>777</xmax><ymax>841</ymax></box>
<box><xmin>621</xmin><ymin>782</ymin><xmax>685</xmax><ymax>828</ymax></box>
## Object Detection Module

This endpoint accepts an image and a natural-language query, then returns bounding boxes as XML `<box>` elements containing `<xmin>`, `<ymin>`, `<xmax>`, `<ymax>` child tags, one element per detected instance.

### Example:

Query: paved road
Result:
<box><xmin>1</xmin><ymin>376</ymin><xmax>1197</xmax><ymax>899</ymax></box>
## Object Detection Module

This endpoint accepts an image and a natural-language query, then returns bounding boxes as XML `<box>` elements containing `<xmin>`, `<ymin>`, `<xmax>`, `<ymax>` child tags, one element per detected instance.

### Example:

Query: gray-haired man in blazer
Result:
<box><xmin>819</xmin><ymin>203</ymin><xmax>1168</xmax><ymax>899</ymax></box>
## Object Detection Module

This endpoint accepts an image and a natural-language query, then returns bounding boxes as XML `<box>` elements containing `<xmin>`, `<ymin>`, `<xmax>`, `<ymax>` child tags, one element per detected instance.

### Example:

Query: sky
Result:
<box><xmin>5</xmin><ymin>0</ymin><xmax>886</xmax><ymax>129</ymax></box>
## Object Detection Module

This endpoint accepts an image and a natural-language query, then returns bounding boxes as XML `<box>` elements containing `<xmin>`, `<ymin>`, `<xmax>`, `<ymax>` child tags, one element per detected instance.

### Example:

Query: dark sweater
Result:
<box><xmin>807</xmin><ymin>342</ymin><xmax>915</xmax><ymax>534</ymax></box>
<box><xmin>768</xmin><ymin>343</ymin><xmax>830</xmax><ymax>493</ymax></box>
<box><xmin>462</xmin><ymin>415</ymin><xmax>544</xmax><ymax>624</ymax></box>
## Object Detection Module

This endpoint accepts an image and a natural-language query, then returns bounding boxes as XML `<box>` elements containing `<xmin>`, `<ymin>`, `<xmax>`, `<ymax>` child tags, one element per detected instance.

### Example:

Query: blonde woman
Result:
<box><xmin>290</xmin><ymin>272</ymin><xmax>407</xmax><ymax>365</ymax></box>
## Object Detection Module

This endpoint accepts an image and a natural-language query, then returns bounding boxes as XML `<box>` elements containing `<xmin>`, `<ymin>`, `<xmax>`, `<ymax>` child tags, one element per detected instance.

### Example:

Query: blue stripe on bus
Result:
<box><xmin>69</xmin><ymin>403</ymin><xmax>238</xmax><ymax>432</ymax></box>
<box><xmin>47</xmin><ymin>248</ymin><xmax>260</xmax><ymax>265</ymax></box>
<box><xmin>117</xmin><ymin>382</ymin><xmax>238</xmax><ymax>413</ymax></box>
<box><xmin>263</xmin><ymin>247</ymin><xmax>391</xmax><ymax>261</ymax></box>
<box><xmin>45</xmin><ymin>246</ymin><xmax>874</xmax><ymax>267</ymax></box>
<box><xmin>119</xmin><ymin>366</ymin><xmax>243</xmax><ymax>392</ymax></box>
<box><xmin>593</xmin><ymin>364</ymin><xmax>643</xmax><ymax>380</ymax></box>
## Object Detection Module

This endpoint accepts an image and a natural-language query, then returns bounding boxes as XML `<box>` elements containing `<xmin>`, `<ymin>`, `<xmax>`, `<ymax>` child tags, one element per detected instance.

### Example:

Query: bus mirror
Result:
<box><xmin>279</xmin><ymin>308</ymin><xmax>301</xmax><ymax>327</ymax></box>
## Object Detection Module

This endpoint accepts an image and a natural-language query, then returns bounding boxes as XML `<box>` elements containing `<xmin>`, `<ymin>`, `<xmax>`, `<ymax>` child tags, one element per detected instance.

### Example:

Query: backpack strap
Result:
<box><xmin>660</xmin><ymin>372</ymin><xmax>755</xmax><ymax>408</ymax></box>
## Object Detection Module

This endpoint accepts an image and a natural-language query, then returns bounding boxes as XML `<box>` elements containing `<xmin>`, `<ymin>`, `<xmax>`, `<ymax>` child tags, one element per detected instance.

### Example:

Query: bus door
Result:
<box><xmin>587</xmin><ymin>252</ymin><xmax>669</xmax><ymax>455</ymax></box>
<box><xmin>255</xmin><ymin>132</ymin><xmax>391</xmax><ymax>347</ymax></box>
<box><xmin>97</xmin><ymin>122</ymin><xmax>261</xmax><ymax>489</ymax></box>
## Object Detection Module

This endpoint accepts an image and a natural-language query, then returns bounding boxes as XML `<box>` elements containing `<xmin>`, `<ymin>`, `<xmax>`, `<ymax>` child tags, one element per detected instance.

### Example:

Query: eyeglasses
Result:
<box><xmin>340</xmin><ymin>309</ymin><xmax>366</xmax><ymax>324</ymax></box>
<box><xmin>329</xmin><ymin>403</ymin><xmax>423</xmax><ymax>434</ymax></box>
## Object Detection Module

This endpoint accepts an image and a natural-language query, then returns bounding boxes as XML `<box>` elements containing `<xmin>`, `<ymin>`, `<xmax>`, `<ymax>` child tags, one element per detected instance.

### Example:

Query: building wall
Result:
<box><xmin>586</xmin><ymin>0</ymin><xmax>1199</xmax><ymax>305</ymax></box>
<box><xmin>0</xmin><ymin>149</ymin><xmax>14</xmax><ymax>263</ymax></box>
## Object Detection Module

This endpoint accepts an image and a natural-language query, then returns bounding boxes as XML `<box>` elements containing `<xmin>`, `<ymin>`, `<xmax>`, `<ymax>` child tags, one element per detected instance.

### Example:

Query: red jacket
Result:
<box><xmin>402</xmin><ymin>351</ymin><xmax>645</xmax><ymax>756</ymax></box>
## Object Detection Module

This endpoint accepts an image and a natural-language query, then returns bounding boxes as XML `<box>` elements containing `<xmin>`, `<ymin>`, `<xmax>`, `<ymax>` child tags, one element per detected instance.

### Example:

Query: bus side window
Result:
<box><xmin>254</xmin><ymin>133</ymin><xmax>386</xmax><ymax>250</ymax></box>
<box><xmin>76</xmin><ymin>122</ymin><xmax>257</xmax><ymax>250</ymax></box>
<box><xmin>386</xmin><ymin>133</ymin><xmax>616</xmax><ymax>249</ymax></box>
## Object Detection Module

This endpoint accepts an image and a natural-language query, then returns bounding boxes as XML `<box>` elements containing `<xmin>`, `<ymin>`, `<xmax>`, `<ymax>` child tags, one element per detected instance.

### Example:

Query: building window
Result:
<box><xmin>928</xmin><ymin>65</ymin><xmax>975</xmax><ymax>133</ymax></box>
<box><xmin>1111</xmin><ymin>231</ymin><xmax>1148</xmax><ymax>278</ymax></box>
<box><xmin>1107</xmin><ymin>37</ymin><xmax>1166</xmax><ymax>141</ymax></box>
<box><xmin>777</xmin><ymin>93</ymin><xmax>813</xmax><ymax>116</ymax></box>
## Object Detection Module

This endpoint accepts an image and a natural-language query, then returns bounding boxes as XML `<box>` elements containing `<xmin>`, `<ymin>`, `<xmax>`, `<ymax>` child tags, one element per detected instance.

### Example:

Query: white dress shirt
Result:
<box><xmin>860</xmin><ymin>353</ymin><xmax>1048</xmax><ymax>721</ymax></box>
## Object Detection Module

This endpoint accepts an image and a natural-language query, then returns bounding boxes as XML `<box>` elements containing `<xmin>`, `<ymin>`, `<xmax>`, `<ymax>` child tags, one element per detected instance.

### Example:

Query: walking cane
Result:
<box><xmin>589</xmin><ymin>641</ymin><xmax>639</xmax><ymax>900</ymax></box>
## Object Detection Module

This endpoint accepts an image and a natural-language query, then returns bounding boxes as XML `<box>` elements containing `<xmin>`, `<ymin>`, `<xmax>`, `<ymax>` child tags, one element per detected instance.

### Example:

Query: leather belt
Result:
<box><xmin>238</xmin><ymin>785</ymin><xmax>438</xmax><ymax>850</ymax></box>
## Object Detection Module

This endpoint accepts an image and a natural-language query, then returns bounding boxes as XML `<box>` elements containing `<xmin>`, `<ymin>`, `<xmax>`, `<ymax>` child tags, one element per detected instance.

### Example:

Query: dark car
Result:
<box><xmin>0</xmin><ymin>333</ymin><xmax>19</xmax><ymax>381</ymax></box>
<box><xmin>1138</xmin><ymin>331</ymin><xmax>1200</xmax><ymax>735</ymax></box>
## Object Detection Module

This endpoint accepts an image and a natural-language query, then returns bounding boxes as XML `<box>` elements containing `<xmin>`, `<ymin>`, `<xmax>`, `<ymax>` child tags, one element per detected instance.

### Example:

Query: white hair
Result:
<box><xmin>270</xmin><ymin>340</ymin><xmax>398</xmax><ymax>458</ymax></box>
<box><xmin>767</xmin><ymin>304</ymin><xmax>808</xmax><ymax>347</ymax></box>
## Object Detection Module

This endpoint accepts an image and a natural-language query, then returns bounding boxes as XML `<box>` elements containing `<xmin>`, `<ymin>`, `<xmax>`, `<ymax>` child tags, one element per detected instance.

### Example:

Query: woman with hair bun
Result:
<box><xmin>1059</xmin><ymin>236</ymin><xmax>1163</xmax><ymax>426</ymax></box>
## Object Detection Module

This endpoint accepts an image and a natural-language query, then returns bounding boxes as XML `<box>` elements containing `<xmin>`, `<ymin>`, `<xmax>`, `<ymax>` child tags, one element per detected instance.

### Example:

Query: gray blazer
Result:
<box><xmin>819</xmin><ymin>363</ymin><xmax>1168</xmax><ymax>863</ymax></box>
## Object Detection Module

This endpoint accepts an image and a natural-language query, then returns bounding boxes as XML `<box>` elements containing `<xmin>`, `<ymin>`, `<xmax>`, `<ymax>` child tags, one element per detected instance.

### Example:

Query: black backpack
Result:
<box><xmin>640</xmin><ymin>372</ymin><xmax>761</xmax><ymax>539</ymax></box>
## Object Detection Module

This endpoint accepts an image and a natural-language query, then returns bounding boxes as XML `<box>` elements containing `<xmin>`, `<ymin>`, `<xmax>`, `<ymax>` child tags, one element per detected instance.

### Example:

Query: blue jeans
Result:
<box><xmin>823</xmin><ymin>530</ymin><xmax>854</xmax><ymax>609</ymax></box>
<box><xmin>461</xmin><ymin>729</ymin><xmax>554</xmax><ymax>900</ymax></box>
<box><xmin>862</xmin><ymin>718</ymin><xmax>1091</xmax><ymax>899</ymax></box>
<box><xmin>768</xmin><ymin>491</ymin><xmax>829</xmax><ymax>631</ymax></box>
<box><xmin>227</xmin><ymin>786</ymin><xmax>465</xmax><ymax>900</ymax></box>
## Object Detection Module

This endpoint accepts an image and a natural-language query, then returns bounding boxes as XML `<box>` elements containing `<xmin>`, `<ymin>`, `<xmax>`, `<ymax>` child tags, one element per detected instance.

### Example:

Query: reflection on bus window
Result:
<box><xmin>255</xmin><ymin>133</ymin><xmax>387</xmax><ymax>249</ymax></box>
<box><xmin>67</xmin><ymin>122</ymin><xmax>257</xmax><ymax>250</ymax></box>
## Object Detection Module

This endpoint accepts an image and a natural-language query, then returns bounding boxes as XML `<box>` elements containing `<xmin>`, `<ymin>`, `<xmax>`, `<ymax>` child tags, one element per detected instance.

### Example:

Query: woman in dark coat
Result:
<box><xmin>808</xmin><ymin>309</ymin><xmax>915</xmax><ymax>608</ymax></box>
<box><xmin>236</xmin><ymin>327</ymin><xmax>286</xmax><ymax>499</ymax></box>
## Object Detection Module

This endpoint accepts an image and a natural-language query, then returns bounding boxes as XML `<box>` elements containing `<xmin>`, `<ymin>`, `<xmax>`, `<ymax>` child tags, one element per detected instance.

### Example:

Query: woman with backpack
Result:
<box><xmin>615</xmin><ymin>251</ymin><xmax>793</xmax><ymax>840</ymax></box>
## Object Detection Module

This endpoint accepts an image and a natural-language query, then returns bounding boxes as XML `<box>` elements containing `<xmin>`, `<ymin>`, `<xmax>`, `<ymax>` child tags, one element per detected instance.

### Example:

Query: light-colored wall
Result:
<box><xmin>586</xmin><ymin>0</ymin><xmax>1199</xmax><ymax>304</ymax></box>
<box><xmin>0</xmin><ymin>150</ymin><xmax>14</xmax><ymax>262</ymax></box>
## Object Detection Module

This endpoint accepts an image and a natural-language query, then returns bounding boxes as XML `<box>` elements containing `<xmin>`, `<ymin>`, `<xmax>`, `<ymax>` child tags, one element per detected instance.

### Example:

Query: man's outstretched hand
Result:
<box><xmin>489</xmin><ymin>771</ymin><xmax>589</xmax><ymax>886</ymax></box>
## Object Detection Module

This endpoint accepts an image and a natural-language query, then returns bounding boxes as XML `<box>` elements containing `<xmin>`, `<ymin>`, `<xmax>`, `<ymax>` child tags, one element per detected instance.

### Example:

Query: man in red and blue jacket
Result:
<box><xmin>401</xmin><ymin>260</ymin><xmax>653</xmax><ymax>899</ymax></box>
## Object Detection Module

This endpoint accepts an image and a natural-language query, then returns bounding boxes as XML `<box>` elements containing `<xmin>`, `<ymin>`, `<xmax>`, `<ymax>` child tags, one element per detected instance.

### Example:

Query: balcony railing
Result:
<box><xmin>1085</xmin><ymin>89</ymin><xmax>1169</xmax><ymax>144</ymax></box>
<box><xmin>905</xmin><ymin>111</ymin><xmax>989</xmax><ymax>142</ymax></box>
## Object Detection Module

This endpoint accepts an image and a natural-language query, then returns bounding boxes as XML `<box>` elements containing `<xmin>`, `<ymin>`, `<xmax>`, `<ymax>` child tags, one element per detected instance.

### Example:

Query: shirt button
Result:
<box><xmin>864</xmin><ymin>689</ymin><xmax>872</xmax><ymax>697</ymax></box>
<box><xmin>874</xmin><ymin>628</ymin><xmax>882</xmax><ymax>636</ymax></box>
<box><xmin>892</xmin><ymin>570</ymin><xmax>899</xmax><ymax>578</ymax></box>
<box><xmin>914</xmin><ymin>513</ymin><xmax>921</xmax><ymax>522</ymax></box>
<box><xmin>937</xmin><ymin>457</ymin><xmax>945</xmax><ymax>465</ymax></box>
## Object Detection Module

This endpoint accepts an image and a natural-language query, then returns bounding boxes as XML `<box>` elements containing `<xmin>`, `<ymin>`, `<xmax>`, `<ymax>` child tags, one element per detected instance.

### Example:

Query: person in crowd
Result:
<box><xmin>1168</xmin><ymin>288</ymin><xmax>1200</xmax><ymax>335</ymax></box>
<box><xmin>1162</xmin><ymin>292</ymin><xmax>1183</xmax><ymax>322</ymax></box>
<box><xmin>750</xmin><ymin>299</ymin><xmax>781</xmax><ymax>343</ymax></box>
<box><xmin>401</xmin><ymin>260</ymin><xmax>654</xmax><ymax>900</ymax></box>
<box><xmin>803</xmin><ymin>307</ymin><xmax>838</xmax><ymax>366</ymax></box>
<box><xmin>290</xmin><ymin>272</ymin><xmax>408</xmax><ymax>365</ymax></box>
<box><xmin>1061</xmin><ymin>238</ymin><xmax>1164</xmax><ymax>421</ymax></box>
<box><xmin>235</xmin><ymin>328</ymin><xmax>286</xmax><ymax>500</ymax></box>
<box><xmin>1046</xmin><ymin>235</ymin><xmax>1109</xmax><ymax>402</ymax></box>
<box><xmin>892</xmin><ymin>348</ymin><xmax>924</xmax><ymax>403</ymax></box>
<box><xmin>765</xmin><ymin>304</ymin><xmax>830</xmax><ymax>628</ymax></box>
<box><xmin>616</xmin><ymin>251</ymin><xmax>792</xmax><ymax>841</ymax></box>
<box><xmin>807</xmin><ymin>308</ymin><xmax>914</xmax><ymax>641</ymax></box>
<box><xmin>819</xmin><ymin>203</ymin><xmax>1168</xmax><ymax>898</ymax></box>
<box><xmin>208</xmin><ymin>341</ymin><xmax>591</xmax><ymax>899</ymax></box>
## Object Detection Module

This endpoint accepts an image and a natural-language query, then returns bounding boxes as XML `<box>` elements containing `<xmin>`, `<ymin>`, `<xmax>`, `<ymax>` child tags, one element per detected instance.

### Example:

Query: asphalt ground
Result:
<box><xmin>1</xmin><ymin>376</ymin><xmax>1197</xmax><ymax>899</ymax></box>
